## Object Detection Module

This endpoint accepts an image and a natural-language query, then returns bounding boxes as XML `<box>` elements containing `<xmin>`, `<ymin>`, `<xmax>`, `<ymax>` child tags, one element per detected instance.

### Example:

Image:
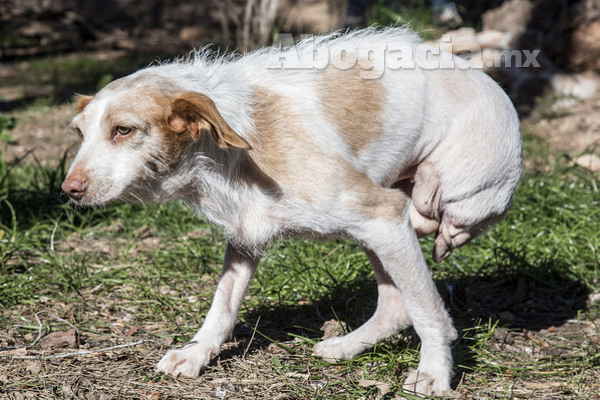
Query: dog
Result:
<box><xmin>61</xmin><ymin>28</ymin><xmax>522</xmax><ymax>396</ymax></box>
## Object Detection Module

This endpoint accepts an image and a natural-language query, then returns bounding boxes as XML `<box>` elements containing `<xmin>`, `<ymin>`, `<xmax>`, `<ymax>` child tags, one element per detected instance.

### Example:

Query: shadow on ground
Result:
<box><xmin>215</xmin><ymin>249</ymin><xmax>590</xmax><ymax>383</ymax></box>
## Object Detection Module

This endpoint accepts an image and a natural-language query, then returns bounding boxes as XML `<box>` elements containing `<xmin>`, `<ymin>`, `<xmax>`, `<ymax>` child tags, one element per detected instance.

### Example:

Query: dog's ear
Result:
<box><xmin>75</xmin><ymin>94</ymin><xmax>94</xmax><ymax>113</ymax></box>
<box><xmin>167</xmin><ymin>92</ymin><xmax>252</xmax><ymax>150</ymax></box>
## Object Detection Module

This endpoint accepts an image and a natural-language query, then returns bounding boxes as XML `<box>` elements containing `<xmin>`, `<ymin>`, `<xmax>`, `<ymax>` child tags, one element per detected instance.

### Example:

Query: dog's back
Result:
<box><xmin>221</xmin><ymin>30</ymin><xmax>523</xmax><ymax>260</ymax></box>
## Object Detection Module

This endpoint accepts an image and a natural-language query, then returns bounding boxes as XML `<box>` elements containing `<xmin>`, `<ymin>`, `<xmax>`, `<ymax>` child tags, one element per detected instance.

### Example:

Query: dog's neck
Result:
<box><xmin>138</xmin><ymin>139</ymin><xmax>280</xmax><ymax>248</ymax></box>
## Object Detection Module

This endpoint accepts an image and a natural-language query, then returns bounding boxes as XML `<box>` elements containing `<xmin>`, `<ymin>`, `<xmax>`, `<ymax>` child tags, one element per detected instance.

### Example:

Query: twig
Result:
<box><xmin>243</xmin><ymin>316</ymin><xmax>261</xmax><ymax>359</ymax></box>
<box><xmin>29</xmin><ymin>311</ymin><xmax>45</xmax><ymax>348</ymax></box>
<box><xmin>0</xmin><ymin>340</ymin><xmax>168</xmax><ymax>360</ymax></box>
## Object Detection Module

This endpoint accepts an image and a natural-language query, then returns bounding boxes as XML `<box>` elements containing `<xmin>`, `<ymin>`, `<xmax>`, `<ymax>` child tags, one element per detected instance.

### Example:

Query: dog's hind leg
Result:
<box><xmin>157</xmin><ymin>242</ymin><xmax>261</xmax><ymax>377</ymax></box>
<box><xmin>312</xmin><ymin>249</ymin><xmax>411</xmax><ymax>361</ymax></box>
<box><xmin>346</xmin><ymin>188</ymin><xmax>456</xmax><ymax>395</ymax></box>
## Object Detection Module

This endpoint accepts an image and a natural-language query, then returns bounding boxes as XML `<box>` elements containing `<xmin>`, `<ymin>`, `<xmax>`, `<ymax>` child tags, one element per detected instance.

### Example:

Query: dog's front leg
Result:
<box><xmin>157</xmin><ymin>242</ymin><xmax>261</xmax><ymax>378</ymax></box>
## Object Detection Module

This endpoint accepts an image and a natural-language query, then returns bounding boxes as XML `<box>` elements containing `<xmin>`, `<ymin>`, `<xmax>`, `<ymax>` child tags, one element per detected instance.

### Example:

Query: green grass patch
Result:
<box><xmin>369</xmin><ymin>0</ymin><xmax>447</xmax><ymax>41</ymax></box>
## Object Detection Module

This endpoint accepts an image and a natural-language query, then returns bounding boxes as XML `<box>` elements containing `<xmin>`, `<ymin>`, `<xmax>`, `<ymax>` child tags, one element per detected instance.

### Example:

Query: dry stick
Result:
<box><xmin>0</xmin><ymin>340</ymin><xmax>167</xmax><ymax>361</ymax></box>
<box><xmin>242</xmin><ymin>316</ymin><xmax>261</xmax><ymax>359</ymax></box>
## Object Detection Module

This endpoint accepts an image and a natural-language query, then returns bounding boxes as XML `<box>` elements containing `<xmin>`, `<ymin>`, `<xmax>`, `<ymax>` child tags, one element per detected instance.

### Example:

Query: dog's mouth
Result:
<box><xmin>61</xmin><ymin>179</ymin><xmax>124</xmax><ymax>207</ymax></box>
<box><xmin>63</xmin><ymin>189</ymin><xmax>102</xmax><ymax>206</ymax></box>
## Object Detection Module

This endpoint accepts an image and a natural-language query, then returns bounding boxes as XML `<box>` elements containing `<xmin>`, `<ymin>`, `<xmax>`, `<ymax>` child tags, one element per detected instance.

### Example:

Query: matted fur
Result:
<box><xmin>62</xmin><ymin>28</ymin><xmax>522</xmax><ymax>396</ymax></box>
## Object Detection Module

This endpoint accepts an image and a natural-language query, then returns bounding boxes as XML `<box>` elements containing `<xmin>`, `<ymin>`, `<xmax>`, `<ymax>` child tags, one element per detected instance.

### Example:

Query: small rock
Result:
<box><xmin>38</xmin><ymin>329</ymin><xmax>77</xmax><ymax>349</ymax></box>
<box><xmin>475</xmin><ymin>30</ymin><xmax>513</xmax><ymax>50</ymax></box>
<box><xmin>492</xmin><ymin>329</ymin><xmax>515</xmax><ymax>345</ymax></box>
<box><xmin>319</xmin><ymin>320</ymin><xmax>347</xmax><ymax>339</ymax></box>
<box><xmin>85</xmin><ymin>391</ymin><xmax>104</xmax><ymax>400</ymax></box>
<box><xmin>550</xmin><ymin>73</ymin><xmax>598</xmax><ymax>99</ymax></box>
<box><xmin>215</xmin><ymin>386</ymin><xmax>227</xmax><ymax>399</ymax></box>
<box><xmin>575</xmin><ymin>155</ymin><xmax>600</xmax><ymax>173</ymax></box>
<box><xmin>482</xmin><ymin>0</ymin><xmax>533</xmax><ymax>45</ymax></box>
<box><xmin>441</xmin><ymin>27</ymin><xmax>476</xmax><ymax>44</ymax></box>
<box><xmin>587</xmin><ymin>292</ymin><xmax>600</xmax><ymax>306</ymax></box>
<box><xmin>187</xmin><ymin>295</ymin><xmax>198</xmax><ymax>303</ymax></box>
<box><xmin>225</xmin><ymin>383</ymin><xmax>235</xmax><ymax>392</ymax></box>
<box><xmin>569</xmin><ymin>20</ymin><xmax>600</xmax><ymax>72</ymax></box>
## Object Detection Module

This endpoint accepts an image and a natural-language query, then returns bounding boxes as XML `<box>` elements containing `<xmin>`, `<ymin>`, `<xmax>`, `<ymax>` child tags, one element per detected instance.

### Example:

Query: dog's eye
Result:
<box><xmin>115</xmin><ymin>126</ymin><xmax>133</xmax><ymax>136</ymax></box>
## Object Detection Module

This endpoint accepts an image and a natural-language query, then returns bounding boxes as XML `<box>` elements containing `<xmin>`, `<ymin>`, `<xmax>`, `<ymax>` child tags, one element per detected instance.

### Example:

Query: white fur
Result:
<box><xmin>62</xmin><ymin>28</ymin><xmax>522</xmax><ymax>396</ymax></box>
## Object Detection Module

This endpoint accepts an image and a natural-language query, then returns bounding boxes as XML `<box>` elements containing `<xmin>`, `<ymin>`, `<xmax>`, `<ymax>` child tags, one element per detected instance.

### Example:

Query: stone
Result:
<box><xmin>38</xmin><ymin>329</ymin><xmax>77</xmax><ymax>349</ymax></box>
<box><xmin>319</xmin><ymin>319</ymin><xmax>347</xmax><ymax>339</ymax></box>
<box><xmin>569</xmin><ymin>20</ymin><xmax>600</xmax><ymax>72</ymax></box>
<box><xmin>550</xmin><ymin>73</ymin><xmax>598</xmax><ymax>99</ymax></box>
<box><xmin>482</xmin><ymin>0</ymin><xmax>533</xmax><ymax>43</ymax></box>
<box><xmin>574</xmin><ymin>154</ymin><xmax>600</xmax><ymax>173</ymax></box>
<box><xmin>441</xmin><ymin>27</ymin><xmax>477</xmax><ymax>44</ymax></box>
<box><xmin>475</xmin><ymin>30</ymin><xmax>512</xmax><ymax>50</ymax></box>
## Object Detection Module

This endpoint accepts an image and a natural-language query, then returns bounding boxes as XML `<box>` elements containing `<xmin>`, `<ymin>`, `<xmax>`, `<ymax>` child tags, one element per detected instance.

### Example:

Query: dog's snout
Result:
<box><xmin>62</xmin><ymin>177</ymin><xmax>87</xmax><ymax>200</ymax></box>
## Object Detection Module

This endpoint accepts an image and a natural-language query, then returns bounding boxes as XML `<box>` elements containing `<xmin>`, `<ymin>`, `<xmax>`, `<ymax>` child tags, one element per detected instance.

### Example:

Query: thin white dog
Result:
<box><xmin>62</xmin><ymin>28</ymin><xmax>522</xmax><ymax>396</ymax></box>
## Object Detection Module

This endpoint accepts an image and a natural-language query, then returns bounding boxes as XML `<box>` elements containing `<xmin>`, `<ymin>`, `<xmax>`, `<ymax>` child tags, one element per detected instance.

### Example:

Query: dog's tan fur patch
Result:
<box><xmin>318</xmin><ymin>65</ymin><xmax>385</xmax><ymax>155</ymax></box>
<box><xmin>249</xmin><ymin>86</ymin><xmax>406</xmax><ymax>218</ymax></box>
<box><xmin>249</xmin><ymin>87</ymin><xmax>323</xmax><ymax>203</ymax></box>
<box><xmin>168</xmin><ymin>92</ymin><xmax>252</xmax><ymax>150</ymax></box>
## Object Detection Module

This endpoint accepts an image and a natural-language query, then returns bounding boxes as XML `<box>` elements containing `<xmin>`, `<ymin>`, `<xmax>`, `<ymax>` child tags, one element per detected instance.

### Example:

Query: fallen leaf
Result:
<box><xmin>358</xmin><ymin>379</ymin><xmax>392</xmax><ymax>395</ymax></box>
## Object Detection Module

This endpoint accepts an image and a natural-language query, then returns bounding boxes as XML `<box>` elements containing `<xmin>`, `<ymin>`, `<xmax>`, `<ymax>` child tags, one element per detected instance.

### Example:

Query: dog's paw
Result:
<box><xmin>156</xmin><ymin>343</ymin><xmax>216</xmax><ymax>378</ymax></box>
<box><xmin>402</xmin><ymin>369</ymin><xmax>450</xmax><ymax>396</ymax></box>
<box><xmin>313</xmin><ymin>337</ymin><xmax>355</xmax><ymax>362</ymax></box>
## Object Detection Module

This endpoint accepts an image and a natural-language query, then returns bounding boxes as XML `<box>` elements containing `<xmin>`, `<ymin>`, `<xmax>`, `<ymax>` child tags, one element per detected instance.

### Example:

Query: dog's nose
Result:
<box><xmin>62</xmin><ymin>178</ymin><xmax>87</xmax><ymax>200</ymax></box>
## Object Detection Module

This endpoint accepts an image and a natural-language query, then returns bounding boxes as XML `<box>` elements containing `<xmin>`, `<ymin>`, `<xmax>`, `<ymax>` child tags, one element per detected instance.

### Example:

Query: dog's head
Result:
<box><xmin>62</xmin><ymin>73</ymin><xmax>251</xmax><ymax>205</ymax></box>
